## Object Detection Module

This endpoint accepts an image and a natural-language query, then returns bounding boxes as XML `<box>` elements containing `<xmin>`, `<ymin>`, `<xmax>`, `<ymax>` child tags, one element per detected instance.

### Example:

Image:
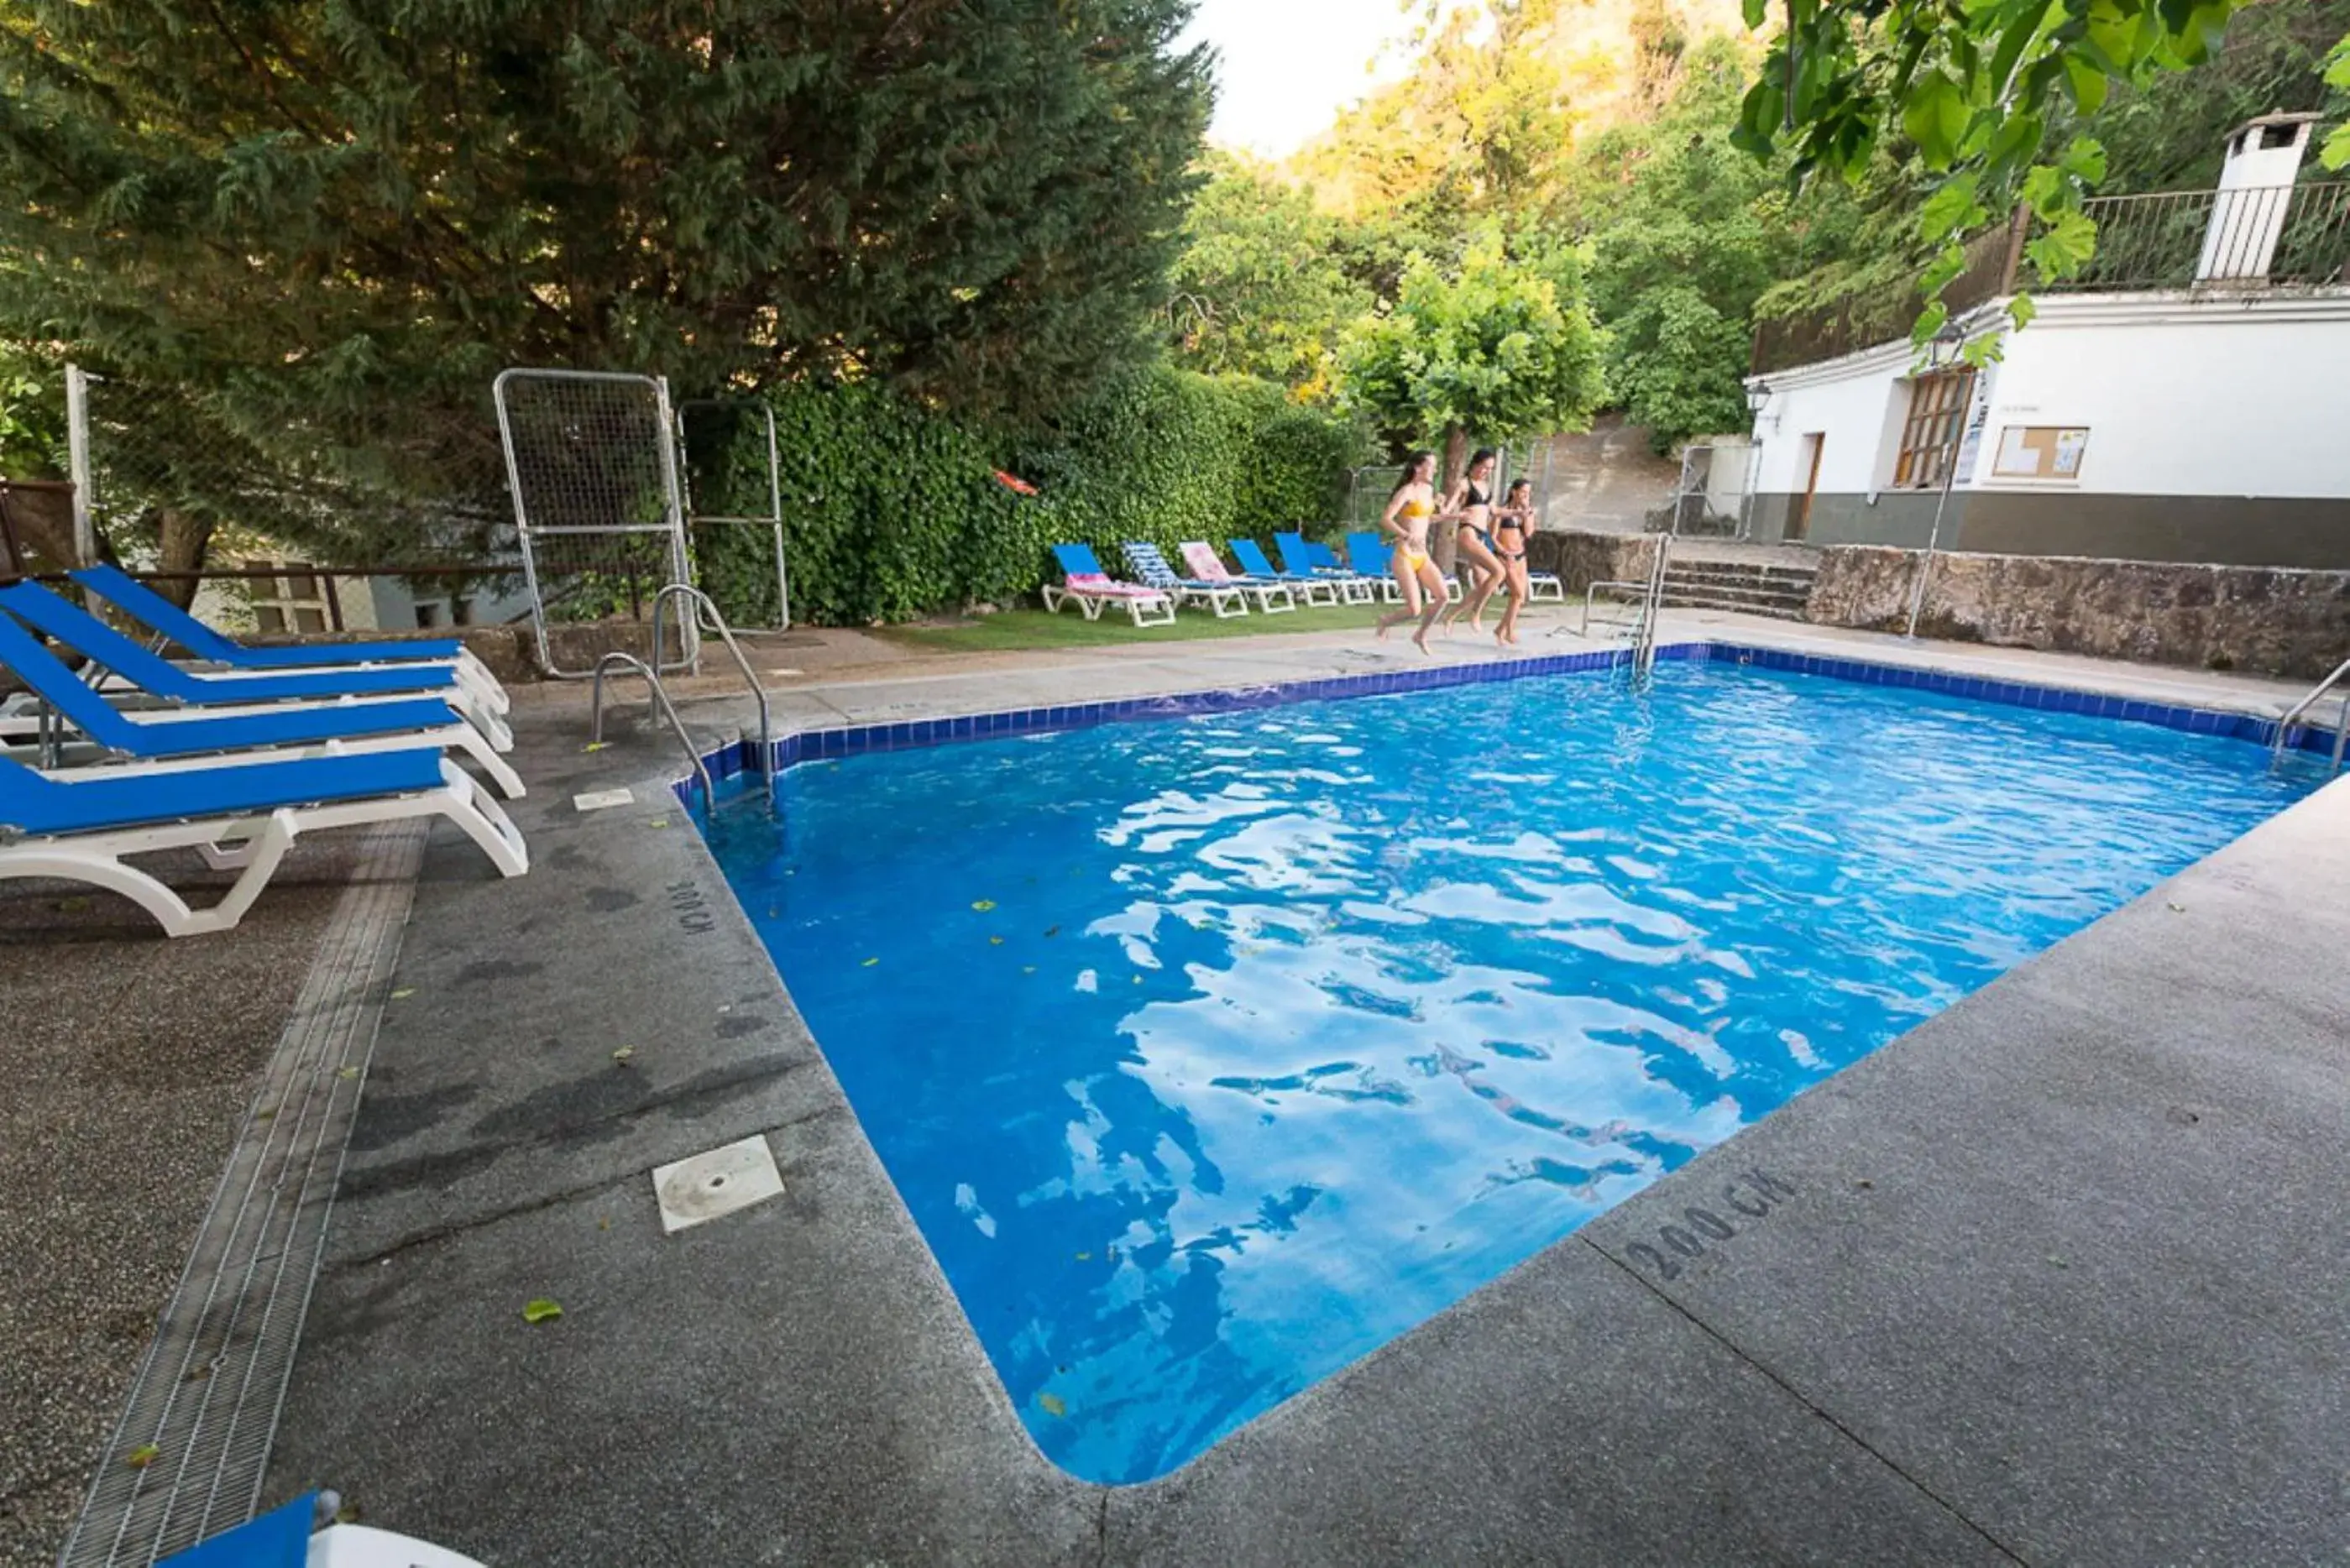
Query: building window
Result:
<box><xmin>249</xmin><ymin>562</ymin><xmax>332</xmax><ymax>635</ymax></box>
<box><xmin>1892</xmin><ymin>369</ymin><xmax>1976</xmax><ymax>489</ymax></box>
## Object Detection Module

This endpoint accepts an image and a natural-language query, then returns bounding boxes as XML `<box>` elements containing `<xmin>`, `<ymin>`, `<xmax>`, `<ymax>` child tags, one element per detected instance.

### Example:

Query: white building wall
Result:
<box><xmin>1751</xmin><ymin>292</ymin><xmax>2350</xmax><ymax>503</ymax></box>
<box><xmin>1751</xmin><ymin>349</ymin><xmax>1909</xmax><ymax>496</ymax></box>
<box><xmin>1977</xmin><ymin>300</ymin><xmax>2350</xmax><ymax>499</ymax></box>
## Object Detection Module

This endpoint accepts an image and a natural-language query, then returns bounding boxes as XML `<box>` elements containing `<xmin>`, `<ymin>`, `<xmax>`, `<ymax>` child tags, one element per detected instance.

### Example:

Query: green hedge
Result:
<box><xmin>688</xmin><ymin>366</ymin><xmax>1364</xmax><ymax>626</ymax></box>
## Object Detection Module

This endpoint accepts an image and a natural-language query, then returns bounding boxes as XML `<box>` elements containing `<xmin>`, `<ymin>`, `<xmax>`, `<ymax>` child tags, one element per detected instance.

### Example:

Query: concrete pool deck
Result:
<box><xmin>15</xmin><ymin>607</ymin><xmax>2349</xmax><ymax>1565</ymax></box>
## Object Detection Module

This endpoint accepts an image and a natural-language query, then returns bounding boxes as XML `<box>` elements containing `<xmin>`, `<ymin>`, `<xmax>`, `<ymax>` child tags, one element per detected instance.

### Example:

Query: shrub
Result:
<box><xmin>692</xmin><ymin>367</ymin><xmax>1365</xmax><ymax>625</ymax></box>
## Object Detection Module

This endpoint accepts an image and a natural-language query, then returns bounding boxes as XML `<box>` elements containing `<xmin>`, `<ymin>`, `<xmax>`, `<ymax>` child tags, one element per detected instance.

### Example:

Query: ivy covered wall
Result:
<box><xmin>688</xmin><ymin>367</ymin><xmax>1365</xmax><ymax>626</ymax></box>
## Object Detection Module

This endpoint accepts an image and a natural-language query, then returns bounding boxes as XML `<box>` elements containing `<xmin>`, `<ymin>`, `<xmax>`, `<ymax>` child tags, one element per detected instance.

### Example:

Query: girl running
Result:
<box><xmin>1374</xmin><ymin>452</ymin><xmax>1450</xmax><ymax>653</ymax></box>
<box><xmin>1491</xmin><ymin>477</ymin><xmax>1537</xmax><ymax>647</ymax></box>
<box><xmin>1438</xmin><ymin>448</ymin><xmax>1507</xmax><ymax>636</ymax></box>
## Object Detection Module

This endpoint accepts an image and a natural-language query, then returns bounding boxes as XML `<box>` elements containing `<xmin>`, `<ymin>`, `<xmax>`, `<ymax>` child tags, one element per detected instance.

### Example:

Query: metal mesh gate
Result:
<box><xmin>493</xmin><ymin>368</ymin><xmax>693</xmax><ymax>678</ymax></box>
<box><xmin>677</xmin><ymin>397</ymin><xmax>790</xmax><ymax>631</ymax></box>
<box><xmin>1662</xmin><ymin>443</ymin><xmax>1749</xmax><ymax>536</ymax></box>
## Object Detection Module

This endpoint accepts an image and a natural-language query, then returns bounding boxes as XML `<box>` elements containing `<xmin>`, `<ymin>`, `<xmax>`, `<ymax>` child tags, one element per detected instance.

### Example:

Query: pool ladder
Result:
<box><xmin>589</xmin><ymin>584</ymin><xmax>775</xmax><ymax>804</ymax></box>
<box><xmin>1625</xmin><ymin>535</ymin><xmax>1670</xmax><ymax>681</ymax></box>
<box><xmin>2270</xmin><ymin>652</ymin><xmax>2350</xmax><ymax>776</ymax></box>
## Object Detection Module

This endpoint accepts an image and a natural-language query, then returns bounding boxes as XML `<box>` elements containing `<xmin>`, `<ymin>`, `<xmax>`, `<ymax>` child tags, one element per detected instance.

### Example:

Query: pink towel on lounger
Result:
<box><xmin>1180</xmin><ymin>543</ymin><xmax>1241</xmax><ymax>583</ymax></box>
<box><xmin>1067</xmin><ymin>572</ymin><xmax>1161</xmax><ymax>599</ymax></box>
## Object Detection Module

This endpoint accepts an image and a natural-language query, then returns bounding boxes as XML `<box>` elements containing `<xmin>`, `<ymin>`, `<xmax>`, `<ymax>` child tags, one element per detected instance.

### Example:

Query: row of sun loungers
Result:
<box><xmin>0</xmin><ymin>564</ymin><xmax>528</xmax><ymax>938</ymax></box>
<box><xmin>1042</xmin><ymin>534</ymin><xmax>1563</xmax><ymax>624</ymax></box>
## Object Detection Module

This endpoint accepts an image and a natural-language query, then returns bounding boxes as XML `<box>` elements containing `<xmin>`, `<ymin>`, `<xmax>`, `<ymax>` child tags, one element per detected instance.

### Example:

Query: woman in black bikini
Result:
<box><xmin>1491</xmin><ymin>478</ymin><xmax>1537</xmax><ymax>647</ymax></box>
<box><xmin>1438</xmin><ymin>448</ymin><xmax>1506</xmax><ymax>635</ymax></box>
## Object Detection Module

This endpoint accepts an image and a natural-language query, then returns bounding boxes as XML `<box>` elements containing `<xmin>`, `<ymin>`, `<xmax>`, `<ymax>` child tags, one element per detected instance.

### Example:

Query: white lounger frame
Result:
<box><xmin>1039</xmin><ymin>582</ymin><xmax>1178</xmax><ymax>627</ymax></box>
<box><xmin>0</xmin><ymin>757</ymin><xmax>528</xmax><ymax>938</ymax></box>
<box><xmin>1177</xmin><ymin>583</ymin><xmax>1249</xmax><ymax>619</ymax></box>
<box><xmin>0</xmin><ymin>693</ymin><xmax>521</xmax><ymax>799</ymax></box>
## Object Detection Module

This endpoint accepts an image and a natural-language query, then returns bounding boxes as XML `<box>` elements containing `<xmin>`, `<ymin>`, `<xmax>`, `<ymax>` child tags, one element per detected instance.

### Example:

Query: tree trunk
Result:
<box><xmin>1433</xmin><ymin>424</ymin><xmax>1469</xmax><ymax>575</ymax></box>
<box><xmin>154</xmin><ymin>508</ymin><xmax>216</xmax><ymax>610</ymax></box>
<box><xmin>0</xmin><ymin>482</ymin><xmax>79</xmax><ymax>573</ymax></box>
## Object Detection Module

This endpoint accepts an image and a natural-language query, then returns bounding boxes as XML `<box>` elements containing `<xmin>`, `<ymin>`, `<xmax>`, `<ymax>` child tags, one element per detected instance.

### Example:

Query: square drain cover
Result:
<box><xmin>652</xmin><ymin>1135</ymin><xmax>784</xmax><ymax>1234</ymax></box>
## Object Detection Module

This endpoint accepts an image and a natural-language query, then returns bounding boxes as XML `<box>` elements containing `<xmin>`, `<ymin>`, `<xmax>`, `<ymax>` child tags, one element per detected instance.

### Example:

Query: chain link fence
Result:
<box><xmin>61</xmin><ymin>368</ymin><xmax>521</xmax><ymax>630</ymax></box>
<box><xmin>678</xmin><ymin>397</ymin><xmax>791</xmax><ymax>631</ymax></box>
<box><xmin>1656</xmin><ymin>442</ymin><xmax>1752</xmax><ymax>536</ymax></box>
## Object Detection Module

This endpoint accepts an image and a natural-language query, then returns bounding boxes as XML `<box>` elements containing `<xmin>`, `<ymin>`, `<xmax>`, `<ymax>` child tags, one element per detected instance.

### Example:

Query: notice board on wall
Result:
<box><xmin>1993</xmin><ymin>426</ymin><xmax>2090</xmax><ymax>480</ymax></box>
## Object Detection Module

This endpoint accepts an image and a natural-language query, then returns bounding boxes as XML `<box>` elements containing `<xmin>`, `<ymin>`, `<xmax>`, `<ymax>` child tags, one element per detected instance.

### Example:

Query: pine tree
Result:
<box><xmin>0</xmin><ymin>1</ymin><xmax>1210</xmax><ymax>572</ymax></box>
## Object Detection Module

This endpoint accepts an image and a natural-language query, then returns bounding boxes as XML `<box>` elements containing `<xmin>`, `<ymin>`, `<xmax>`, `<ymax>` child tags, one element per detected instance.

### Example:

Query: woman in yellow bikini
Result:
<box><xmin>1374</xmin><ymin>452</ymin><xmax>1450</xmax><ymax>652</ymax></box>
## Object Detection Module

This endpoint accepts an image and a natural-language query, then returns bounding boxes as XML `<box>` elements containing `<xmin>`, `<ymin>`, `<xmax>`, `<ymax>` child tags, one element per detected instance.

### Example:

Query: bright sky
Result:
<box><xmin>1177</xmin><ymin>0</ymin><xmax>1428</xmax><ymax>159</ymax></box>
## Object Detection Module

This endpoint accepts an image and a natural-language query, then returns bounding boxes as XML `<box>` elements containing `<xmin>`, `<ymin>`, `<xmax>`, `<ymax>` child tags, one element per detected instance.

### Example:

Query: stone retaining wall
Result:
<box><xmin>1807</xmin><ymin>546</ymin><xmax>2350</xmax><ymax>682</ymax></box>
<box><xmin>1530</xmin><ymin>529</ymin><xmax>1658</xmax><ymax>597</ymax></box>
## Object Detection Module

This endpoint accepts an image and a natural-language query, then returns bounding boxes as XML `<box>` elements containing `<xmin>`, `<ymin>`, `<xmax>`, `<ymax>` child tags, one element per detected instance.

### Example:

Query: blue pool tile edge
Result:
<box><xmin>1703</xmin><ymin>643</ymin><xmax>2324</xmax><ymax>753</ymax></box>
<box><xmin>674</xmin><ymin>640</ymin><xmax>2326</xmax><ymax>802</ymax></box>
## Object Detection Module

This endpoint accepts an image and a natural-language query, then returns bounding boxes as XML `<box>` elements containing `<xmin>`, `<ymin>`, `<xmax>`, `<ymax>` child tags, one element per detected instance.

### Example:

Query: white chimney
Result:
<box><xmin>2196</xmin><ymin>112</ymin><xmax>2321</xmax><ymax>283</ymax></box>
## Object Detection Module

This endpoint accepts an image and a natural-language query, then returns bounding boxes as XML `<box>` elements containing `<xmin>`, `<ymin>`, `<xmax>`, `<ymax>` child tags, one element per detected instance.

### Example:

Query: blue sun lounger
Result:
<box><xmin>74</xmin><ymin>563</ymin><xmax>481</xmax><ymax>672</ymax></box>
<box><xmin>0</xmin><ymin>745</ymin><xmax>528</xmax><ymax>938</ymax></box>
<box><xmin>1227</xmin><ymin>538</ymin><xmax>1337</xmax><ymax>606</ymax></box>
<box><xmin>1039</xmin><ymin>545</ymin><xmax>1178</xmax><ymax>626</ymax></box>
<box><xmin>71</xmin><ymin>567</ymin><xmax>510</xmax><ymax>719</ymax></box>
<box><xmin>1345</xmin><ymin>532</ymin><xmax>1404</xmax><ymax>603</ymax></box>
<box><xmin>0</xmin><ymin>580</ymin><xmax>507</xmax><ymax>734</ymax></box>
<box><xmin>1275</xmin><ymin>532</ymin><xmax>1377</xmax><ymax>604</ymax></box>
<box><xmin>0</xmin><ymin>609</ymin><xmax>522</xmax><ymax>798</ymax></box>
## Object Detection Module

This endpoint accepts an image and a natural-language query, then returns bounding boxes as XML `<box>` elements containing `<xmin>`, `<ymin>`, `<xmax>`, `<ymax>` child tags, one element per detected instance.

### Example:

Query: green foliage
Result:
<box><xmin>1604</xmin><ymin>285</ymin><xmax>1755</xmax><ymax>450</ymax></box>
<box><xmin>1748</xmin><ymin>3</ymin><xmax>2350</xmax><ymax>363</ymax></box>
<box><xmin>1169</xmin><ymin>156</ymin><xmax>1374</xmax><ymax>392</ymax></box>
<box><xmin>2328</xmin><ymin>34</ymin><xmax>2350</xmax><ymax>170</ymax></box>
<box><xmin>692</xmin><ymin>368</ymin><xmax>1366</xmax><ymax>626</ymax></box>
<box><xmin>2086</xmin><ymin>2</ymin><xmax>2350</xmax><ymax>188</ymax></box>
<box><xmin>0</xmin><ymin>0</ymin><xmax>1211</xmax><ymax>567</ymax></box>
<box><xmin>1337</xmin><ymin>232</ymin><xmax>1608</xmax><ymax>452</ymax></box>
<box><xmin>1729</xmin><ymin>0</ymin><xmax>2272</xmax><ymax>338</ymax></box>
<box><xmin>1579</xmin><ymin>45</ymin><xmax>1816</xmax><ymax>447</ymax></box>
<box><xmin>0</xmin><ymin>343</ymin><xmax>65</xmax><ymax>481</ymax></box>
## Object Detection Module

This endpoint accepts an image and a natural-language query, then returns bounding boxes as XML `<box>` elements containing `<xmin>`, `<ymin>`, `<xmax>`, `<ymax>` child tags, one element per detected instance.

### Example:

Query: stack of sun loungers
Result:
<box><xmin>0</xmin><ymin>565</ymin><xmax>528</xmax><ymax>937</ymax></box>
<box><xmin>1047</xmin><ymin>532</ymin><xmax>1558</xmax><ymax>624</ymax></box>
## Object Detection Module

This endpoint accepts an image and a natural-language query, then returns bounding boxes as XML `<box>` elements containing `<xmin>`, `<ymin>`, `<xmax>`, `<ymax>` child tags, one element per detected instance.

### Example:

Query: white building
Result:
<box><xmin>1743</xmin><ymin>114</ymin><xmax>2350</xmax><ymax>568</ymax></box>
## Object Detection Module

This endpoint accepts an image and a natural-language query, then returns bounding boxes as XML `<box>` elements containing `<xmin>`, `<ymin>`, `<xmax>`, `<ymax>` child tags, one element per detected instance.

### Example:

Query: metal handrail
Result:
<box><xmin>2270</xmin><ymin>652</ymin><xmax>2350</xmax><ymax>773</ymax></box>
<box><xmin>590</xmin><ymin>651</ymin><xmax>714</xmax><ymax>804</ymax></box>
<box><xmin>1579</xmin><ymin>579</ymin><xmax>1650</xmax><ymax>636</ymax></box>
<box><xmin>1630</xmin><ymin>536</ymin><xmax>1671</xmax><ymax>679</ymax></box>
<box><xmin>650</xmin><ymin>582</ymin><xmax>775</xmax><ymax>780</ymax></box>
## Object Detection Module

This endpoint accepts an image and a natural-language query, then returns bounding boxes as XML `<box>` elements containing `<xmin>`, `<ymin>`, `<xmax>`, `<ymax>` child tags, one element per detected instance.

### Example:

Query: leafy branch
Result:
<box><xmin>1731</xmin><ymin>0</ymin><xmax>2288</xmax><ymax>358</ymax></box>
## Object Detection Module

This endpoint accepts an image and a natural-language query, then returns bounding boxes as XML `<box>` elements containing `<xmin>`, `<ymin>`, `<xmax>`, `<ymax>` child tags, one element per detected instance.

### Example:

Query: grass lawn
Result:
<box><xmin>876</xmin><ymin>600</ymin><xmax>1395</xmax><ymax>653</ymax></box>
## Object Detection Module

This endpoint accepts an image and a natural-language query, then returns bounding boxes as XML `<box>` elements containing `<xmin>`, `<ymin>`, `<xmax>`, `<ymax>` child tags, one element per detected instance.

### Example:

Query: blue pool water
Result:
<box><xmin>701</xmin><ymin>661</ymin><xmax>2309</xmax><ymax>1484</ymax></box>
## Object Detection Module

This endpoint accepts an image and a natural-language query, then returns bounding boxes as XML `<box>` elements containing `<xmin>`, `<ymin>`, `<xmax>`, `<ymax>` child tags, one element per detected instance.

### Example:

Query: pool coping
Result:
<box><xmin>264</xmin><ymin>627</ymin><xmax>2350</xmax><ymax>1565</ymax></box>
<box><xmin>681</xmin><ymin>637</ymin><xmax>2340</xmax><ymax>796</ymax></box>
<box><xmin>682</xmin><ymin>631</ymin><xmax>2329</xmax><ymax>1490</ymax></box>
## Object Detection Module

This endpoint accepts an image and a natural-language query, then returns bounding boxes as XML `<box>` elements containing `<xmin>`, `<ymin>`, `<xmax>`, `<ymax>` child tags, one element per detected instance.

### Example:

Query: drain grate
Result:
<box><xmin>58</xmin><ymin>822</ymin><xmax>427</xmax><ymax>1567</ymax></box>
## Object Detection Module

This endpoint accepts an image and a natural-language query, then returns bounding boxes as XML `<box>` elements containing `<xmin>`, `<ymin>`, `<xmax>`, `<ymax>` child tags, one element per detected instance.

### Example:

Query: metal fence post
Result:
<box><xmin>64</xmin><ymin>364</ymin><xmax>94</xmax><ymax>565</ymax></box>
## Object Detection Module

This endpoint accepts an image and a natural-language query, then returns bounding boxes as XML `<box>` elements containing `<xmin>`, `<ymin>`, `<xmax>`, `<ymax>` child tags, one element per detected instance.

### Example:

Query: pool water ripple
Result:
<box><xmin>702</xmin><ymin>662</ymin><xmax>2308</xmax><ymax>1484</ymax></box>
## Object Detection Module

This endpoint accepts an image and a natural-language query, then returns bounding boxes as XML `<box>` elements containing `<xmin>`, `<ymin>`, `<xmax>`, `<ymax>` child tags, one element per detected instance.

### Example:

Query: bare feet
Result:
<box><xmin>1411</xmin><ymin>627</ymin><xmax>1433</xmax><ymax>654</ymax></box>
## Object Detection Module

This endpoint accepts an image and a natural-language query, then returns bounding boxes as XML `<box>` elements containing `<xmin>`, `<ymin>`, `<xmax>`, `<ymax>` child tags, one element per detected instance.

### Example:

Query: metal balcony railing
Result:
<box><xmin>1751</xmin><ymin>182</ymin><xmax>2350</xmax><ymax>374</ymax></box>
<box><xmin>2044</xmin><ymin>181</ymin><xmax>2350</xmax><ymax>293</ymax></box>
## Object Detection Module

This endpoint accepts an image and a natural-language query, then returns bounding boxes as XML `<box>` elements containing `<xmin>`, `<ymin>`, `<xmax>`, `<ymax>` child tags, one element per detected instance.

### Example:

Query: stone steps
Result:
<box><xmin>1659</xmin><ymin>560</ymin><xmax>1816</xmax><ymax>622</ymax></box>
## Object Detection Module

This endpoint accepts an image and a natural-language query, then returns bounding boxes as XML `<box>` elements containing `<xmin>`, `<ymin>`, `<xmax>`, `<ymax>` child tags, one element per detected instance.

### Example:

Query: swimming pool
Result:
<box><xmin>699</xmin><ymin>655</ymin><xmax>2311</xmax><ymax>1485</ymax></box>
